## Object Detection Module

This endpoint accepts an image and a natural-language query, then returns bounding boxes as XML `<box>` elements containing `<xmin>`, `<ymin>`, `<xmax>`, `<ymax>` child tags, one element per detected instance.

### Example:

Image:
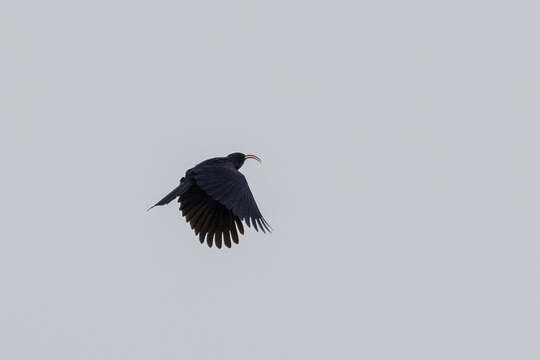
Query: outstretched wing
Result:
<box><xmin>179</xmin><ymin>182</ymin><xmax>244</xmax><ymax>248</ymax></box>
<box><xmin>192</xmin><ymin>164</ymin><xmax>271</xmax><ymax>233</ymax></box>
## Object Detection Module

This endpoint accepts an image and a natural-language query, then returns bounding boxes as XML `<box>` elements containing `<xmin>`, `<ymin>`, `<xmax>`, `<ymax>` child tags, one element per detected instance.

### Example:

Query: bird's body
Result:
<box><xmin>149</xmin><ymin>153</ymin><xmax>270</xmax><ymax>248</ymax></box>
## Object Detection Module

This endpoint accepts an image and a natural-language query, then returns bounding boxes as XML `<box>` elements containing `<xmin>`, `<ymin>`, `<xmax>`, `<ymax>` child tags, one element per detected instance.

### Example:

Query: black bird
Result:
<box><xmin>148</xmin><ymin>153</ymin><xmax>271</xmax><ymax>248</ymax></box>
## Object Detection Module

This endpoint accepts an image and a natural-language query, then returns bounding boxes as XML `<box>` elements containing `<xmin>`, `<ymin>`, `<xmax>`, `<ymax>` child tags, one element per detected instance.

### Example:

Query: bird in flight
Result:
<box><xmin>148</xmin><ymin>153</ymin><xmax>271</xmax><ymax>248</ymax></box>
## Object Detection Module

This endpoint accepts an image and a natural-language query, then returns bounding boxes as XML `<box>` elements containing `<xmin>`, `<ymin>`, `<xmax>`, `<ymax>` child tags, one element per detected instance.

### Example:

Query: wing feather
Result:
<box><xmin>214</xmin><ymin>209</ymin><xmax>223</xmax><ymax>249</ymax></box>
<box><xmin>223</xmin><ymin>214</ymin><xmax>232</xmax><ymax>248</ymax></box>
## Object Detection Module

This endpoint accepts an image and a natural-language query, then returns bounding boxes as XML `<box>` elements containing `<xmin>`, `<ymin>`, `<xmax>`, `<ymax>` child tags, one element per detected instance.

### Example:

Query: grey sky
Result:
<box><xmin>1</xmin><ymin>1</ymin><xmax>539</xmax><ymax>359</ymax></box>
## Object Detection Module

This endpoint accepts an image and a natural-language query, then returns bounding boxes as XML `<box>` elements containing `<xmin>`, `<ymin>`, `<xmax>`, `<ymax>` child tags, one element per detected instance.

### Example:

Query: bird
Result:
<box><xmin>148</xmin><ymin>152</ymin><xmax>271</xmax><ymax>248</ymax></box>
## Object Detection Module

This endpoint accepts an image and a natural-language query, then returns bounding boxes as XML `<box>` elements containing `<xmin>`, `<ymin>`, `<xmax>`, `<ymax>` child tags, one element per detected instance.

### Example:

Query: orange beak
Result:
<box><xmin>244</xmin><ymin>154</ymin><xmax>262</xmax><ymax>163</ymax></box>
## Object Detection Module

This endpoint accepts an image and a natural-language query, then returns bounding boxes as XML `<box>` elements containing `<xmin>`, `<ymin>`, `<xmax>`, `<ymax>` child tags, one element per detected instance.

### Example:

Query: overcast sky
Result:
<box><xmin>1</xmin><ymin>1</ymin><xmax>539</xmax><ymax>359</ymax></box>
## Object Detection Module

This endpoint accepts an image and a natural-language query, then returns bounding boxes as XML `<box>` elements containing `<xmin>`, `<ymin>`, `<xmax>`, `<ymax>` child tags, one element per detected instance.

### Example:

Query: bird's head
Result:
<box><xmin>227</xmin><ymin>152</ymin><xmax>262</xmax><ymax>169</ymax></box>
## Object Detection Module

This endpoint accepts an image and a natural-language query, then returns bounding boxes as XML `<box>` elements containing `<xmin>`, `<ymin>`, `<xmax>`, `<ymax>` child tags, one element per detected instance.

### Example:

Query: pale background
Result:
<box><xmin>1</xmin><ymin>1</ymin><xmax>539</xmax><ymax>359</ymax></box>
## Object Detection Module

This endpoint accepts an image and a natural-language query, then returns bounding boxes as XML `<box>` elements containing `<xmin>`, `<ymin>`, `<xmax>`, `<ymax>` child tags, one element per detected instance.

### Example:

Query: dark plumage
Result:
<box><xmin>148</xmin><ymin>153</ymin><xmax>271</xmax><ymax>248</ymax></box>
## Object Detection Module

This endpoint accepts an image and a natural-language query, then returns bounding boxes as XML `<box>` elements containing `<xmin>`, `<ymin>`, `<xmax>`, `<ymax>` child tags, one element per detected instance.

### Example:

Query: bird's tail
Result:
<box><xmin>147</xmin><ymin>179</ymin><xmax>191</xmax><ymax>211</ymax></box>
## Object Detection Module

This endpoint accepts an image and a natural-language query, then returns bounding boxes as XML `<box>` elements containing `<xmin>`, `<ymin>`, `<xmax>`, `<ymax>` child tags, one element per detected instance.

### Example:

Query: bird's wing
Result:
<box><xmin>179</xmin><ymin>182</ymin><xmax>244</xmax><ymax>248</ymax></box>
<box><xmin>192</xmin><ymin>165</ymin><xmax>271</xmax><ymax>232</ymax></box>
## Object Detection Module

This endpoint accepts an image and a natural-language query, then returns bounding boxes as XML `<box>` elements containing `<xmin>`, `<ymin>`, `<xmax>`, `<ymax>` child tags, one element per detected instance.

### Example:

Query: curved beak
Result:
<box><xmin>244</xmin><ymin>154</ymin><xmax>262</xmax><ymax>163</ymax></box>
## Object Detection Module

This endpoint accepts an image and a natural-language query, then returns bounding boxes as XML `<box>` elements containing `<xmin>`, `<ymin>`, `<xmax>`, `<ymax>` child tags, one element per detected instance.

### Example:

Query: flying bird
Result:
<box><xmin>148</xmin><ymin>153</ymin><xmax>271</xmax><ymax>248</ymax></box>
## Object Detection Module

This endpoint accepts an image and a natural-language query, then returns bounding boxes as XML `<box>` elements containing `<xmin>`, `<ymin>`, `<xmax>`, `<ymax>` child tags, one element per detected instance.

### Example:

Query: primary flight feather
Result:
<box><xmin>148</xmin><ymin>152</ymin><xmax>271</xmax><ymax>248</ymax></box>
